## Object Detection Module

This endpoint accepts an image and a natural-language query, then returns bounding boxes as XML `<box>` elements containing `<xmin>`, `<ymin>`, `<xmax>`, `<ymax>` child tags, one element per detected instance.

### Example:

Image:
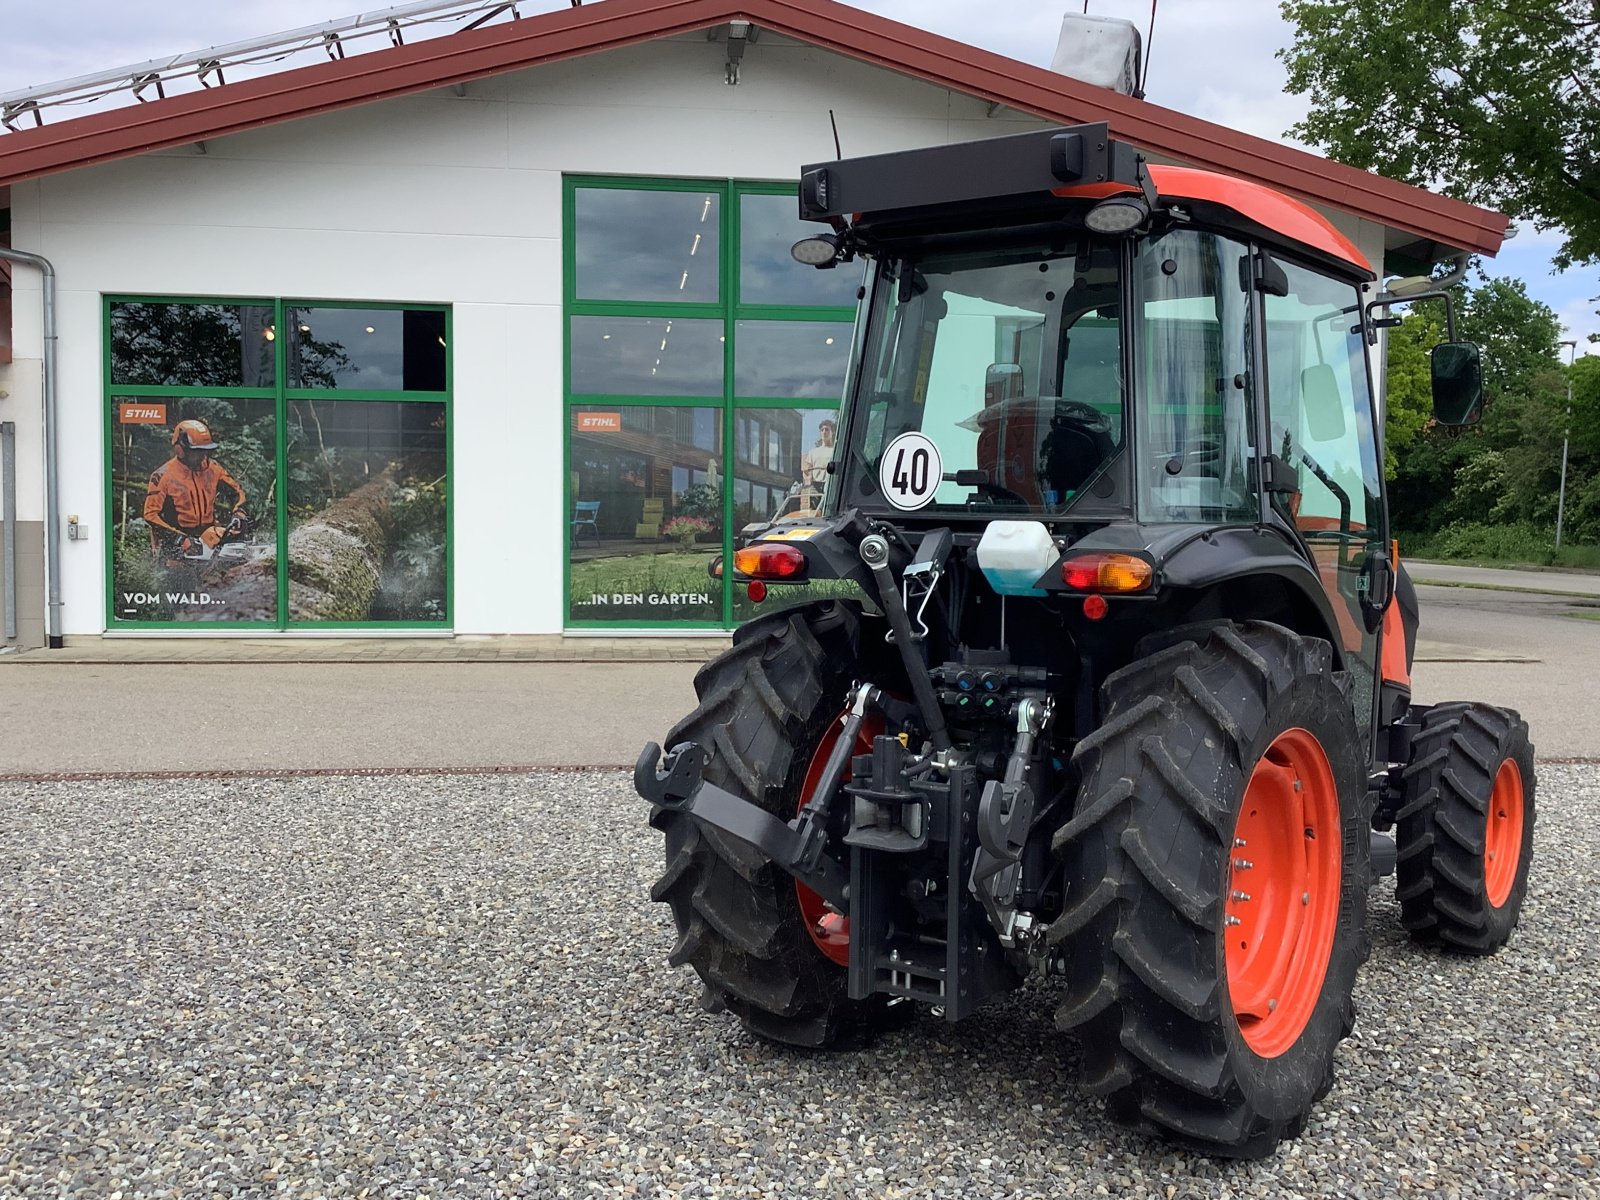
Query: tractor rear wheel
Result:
<box><xmin>1050</xmin><ymin>621</ymin><xmax>1368</xmax><ymax>1158</ymax></box>
<box><xmin>648</xmin><ymin>600</ymin><xmax>891</xmax><ymax>1047</ymax></box>
<box><xmin>1394</xmin><ymin>702</ymin><xmax>1535</xmax><ymax>953</ymax></box>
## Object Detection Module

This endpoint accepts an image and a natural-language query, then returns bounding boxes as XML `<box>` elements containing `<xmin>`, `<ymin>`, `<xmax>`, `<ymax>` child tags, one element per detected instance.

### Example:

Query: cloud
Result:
<box><xmin>1555</xmin><ymin>297</ymin><xmax>1600</xmax><ymax>356</ymax></box>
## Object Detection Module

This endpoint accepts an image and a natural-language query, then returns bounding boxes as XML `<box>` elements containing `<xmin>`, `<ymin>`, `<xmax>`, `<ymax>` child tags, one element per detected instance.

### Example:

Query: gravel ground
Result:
<box><xmin>1</xmin><ymin>767</ymin><xmax>1595</xmax><ymax>1199</ymax></box>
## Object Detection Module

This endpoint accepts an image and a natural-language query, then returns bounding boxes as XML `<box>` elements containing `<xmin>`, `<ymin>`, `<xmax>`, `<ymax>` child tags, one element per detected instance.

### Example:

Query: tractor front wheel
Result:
<box><xmin>1050</xmin><ymin>621</ymin><xmax>1368</xmax><ymax>1158</ymax></box>
<box><xmin>1394</xmin><ymin>702</ymin><xmax>1535</xmax><ymax>953</ymax></box>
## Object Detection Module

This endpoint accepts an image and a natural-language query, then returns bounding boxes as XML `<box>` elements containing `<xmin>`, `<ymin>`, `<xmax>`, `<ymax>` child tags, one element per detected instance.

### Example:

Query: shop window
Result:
<box><xmin>734</xmin><ymin>319</ymin><xmax>853</xmax><ymax>399</ymax></box>
<box><xmin>111</xmin><ymin>301</ymin><xmax>276</xmax><ymax>388</ymax></box>
<box><xmin>574</xmin><ymin>187</ymin><xmax>721</xmax><ymax>304</ymax></box>
<box><xmin>738</xmin><ymin>192</ymin><xmax>862</xmax><ymax>308</ymax></box>
<box><xmin>286</xmin><ymin>400</ymin><xmax>447</xmax><ymax>622</ymax></box>
<box><xmin>285</xmin><ymin>306</ymin><xmax>446</xmax><ymax>391</ymax></box>
<box><xmin>105</xmin><ymin>297</ymin><xmax>450</xmax><ymax>630</ymax></box>
<box><xmin>568</xmin><ymin>404</ymin><xmax>722</xmax><ymax>625</ymax></box>
<box><xmin>730</xmin><ymin>406</ymin><xmax>860</xmax><ymax>624</ymax></box>
<box><xmin>108</xmin><ymin>395</ymin><xmax>277</xmax><ymax>624</ymax></box>
<box><xmin>564</xmin><ymin>178</ymin><xmax>853</xmax><ymax>630</ymax></box>
<box><xmin>569</xmin><ymin>316</ymin><xmax>724</xmax><ymax>397</ymax></box>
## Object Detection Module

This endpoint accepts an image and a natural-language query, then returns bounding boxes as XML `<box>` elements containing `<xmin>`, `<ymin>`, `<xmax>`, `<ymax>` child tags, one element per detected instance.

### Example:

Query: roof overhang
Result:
<box><xmin>0</xmin><ymin>0</ymin><xmax>1507</xmax><ymax>259</ymax></box>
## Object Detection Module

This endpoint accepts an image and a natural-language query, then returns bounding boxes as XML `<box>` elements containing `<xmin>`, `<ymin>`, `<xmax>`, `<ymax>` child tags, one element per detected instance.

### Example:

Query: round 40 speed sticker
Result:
<box><xmin>879</xmin><ymin>431</ymin><xmax>943</xmax><ymax>511</ymax></box>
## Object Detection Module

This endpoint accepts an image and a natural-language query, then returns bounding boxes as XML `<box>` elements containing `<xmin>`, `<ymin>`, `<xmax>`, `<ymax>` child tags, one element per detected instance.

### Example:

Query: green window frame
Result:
<box><xmin>103</xmin><ymin>295</ymin><xmax>453</xmax><ymax>631</ymax></box>
<box><xmin>563</xmin><ymin>176</ymin><xmax>860</xmax><ymax>631</ymax></box>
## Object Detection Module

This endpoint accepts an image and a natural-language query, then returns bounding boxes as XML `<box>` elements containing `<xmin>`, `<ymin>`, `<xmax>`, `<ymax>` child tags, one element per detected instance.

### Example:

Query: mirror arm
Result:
<box><xmin>1366</xmin><ymin>288</ymin><xmax>1458</xmax><ymax>341</ymax></box>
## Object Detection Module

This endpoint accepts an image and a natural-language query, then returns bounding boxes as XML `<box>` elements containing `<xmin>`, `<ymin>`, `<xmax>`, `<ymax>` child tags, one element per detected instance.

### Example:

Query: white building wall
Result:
<box><xmin>4</xmin><ymin>30</ymin><xmax>1396</xmax><ymax>636</ymax></box>
<box><xmin>7</xmin><ymin>33</ymin><xmax>1049</xmax><ymax>636</ymax></box>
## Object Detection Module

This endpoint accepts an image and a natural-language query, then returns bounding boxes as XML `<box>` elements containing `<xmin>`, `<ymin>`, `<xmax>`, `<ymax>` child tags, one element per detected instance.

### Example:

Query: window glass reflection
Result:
<box><xmin>731</xmin><ymin>406</ymin><xmax>865</xmax><ymax>623</ymax></box>
<box><xmin>734</xmin><ymin>320</ymin><xmax>852</xmax><ymax>400</ymax></box>
<box><xmin>286</xmin><ymin>307</ymin><xmax>446</xmax><ymax>391</ymax></box>
<box><xmin>568</xmin><ymin>404</ymin><xmax>723</xmax><ymax>624</ymax></box>
<box><xmin>111</xmin><ymin>302</ymin><xmax>276</xmax><ymax>388</ymax></box>
<box><xmin>575</xmin><ymin>188</ymin><xmax>721</xmax><ymax>304</ymax></box>
<box><xmin>570</xmin><ymin>316</ymin><xmax>725</xmax><ymax>397</ymax></box>
<box><xmin>739</xmin><ymin>193</ymin><xmax>864</xmax><ymax>307</ymax></box>
<box><xmin>286</xmin><ymin>400</ymin><xmax>448</xmax><ymax>622</ymax></box>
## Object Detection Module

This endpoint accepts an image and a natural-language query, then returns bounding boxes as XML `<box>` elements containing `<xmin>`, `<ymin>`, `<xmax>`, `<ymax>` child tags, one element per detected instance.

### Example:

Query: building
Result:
<box><xmin>0</xmin><ymin>0</ymin><xmax>1507</xmax><ymax>648</ymax></box>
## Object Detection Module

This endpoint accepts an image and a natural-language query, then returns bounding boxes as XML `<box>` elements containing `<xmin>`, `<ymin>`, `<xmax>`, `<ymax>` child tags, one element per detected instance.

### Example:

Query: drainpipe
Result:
<box><xmin>2</xmin><ymin>420</ymin><xmax>15</xmax><ymax>641</ymax></box>
<box><xmin>0</xmin><ymin>247</ymin><xmax>62</xmax><ymax>648</ymax></box>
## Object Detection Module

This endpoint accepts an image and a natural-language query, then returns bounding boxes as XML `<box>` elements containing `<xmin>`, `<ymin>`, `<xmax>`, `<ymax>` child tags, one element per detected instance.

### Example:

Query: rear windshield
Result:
<box><xmin>839</xmin><ymin>242</ymin><xmax>1125</xmax><ymax>517</ymax></box>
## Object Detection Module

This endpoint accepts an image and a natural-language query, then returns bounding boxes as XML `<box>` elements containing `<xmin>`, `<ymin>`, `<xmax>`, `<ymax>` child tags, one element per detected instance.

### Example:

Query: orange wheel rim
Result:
<box><xmin>1224</xmin><ymin>727</ymin><xmax>1342</xmax><ymax>1059</ymax></box>
<box><xmin>1484</xmin><ymin>759</ymin><xmax>1525</xmax><ymax>908</ymax></box>
<box><xmin>795</xmin><ymin>710</ymin><xmax>883</xmax><ymax>967</ymax></box>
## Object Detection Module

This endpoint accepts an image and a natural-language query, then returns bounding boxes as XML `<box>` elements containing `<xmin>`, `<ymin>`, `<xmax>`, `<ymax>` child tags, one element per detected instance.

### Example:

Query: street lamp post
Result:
<box><xmin>1556</xmin><ymin>339</ymin><xmax>1577</xmax><ymax>550</ymax></box>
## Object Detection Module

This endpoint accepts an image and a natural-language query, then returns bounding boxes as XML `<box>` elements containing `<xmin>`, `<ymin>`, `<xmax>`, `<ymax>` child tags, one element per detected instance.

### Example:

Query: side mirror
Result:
<box><xmin>1431</xmin><ymin>342</ymin><xmax>1483</xmax><ymax>425</ymax></box>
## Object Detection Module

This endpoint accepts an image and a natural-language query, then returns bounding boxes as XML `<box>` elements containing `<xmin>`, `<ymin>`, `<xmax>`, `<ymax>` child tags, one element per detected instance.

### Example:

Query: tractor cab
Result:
<box><xmin>783</xmin><ymin>124</ymin><xmax>1480</xmax><ymax>736</ymax></box>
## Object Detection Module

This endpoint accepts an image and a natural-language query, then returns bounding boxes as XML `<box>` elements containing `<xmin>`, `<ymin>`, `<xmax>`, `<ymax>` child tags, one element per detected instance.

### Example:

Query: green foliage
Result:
<box><xmin>1280</xmin><ymin>0</ymin><xmax>1600</xmax><ymax>268</ymax></box>
<box><xmin>1432</xmin><ymin>520</ymin><xmax>1554</xmax><ymax>563</ymax></box>
<box><xmin>376</xmin><ymin>477</ymin><xmax>448</xmax><ymax>621</ymax></box>
<box><xmin>1383</xmin><ymin>279</ymin><xmax>1590</xmax><ymax>555</ymax></box>
<box><xmin>662</xmin><ymin>515</ymin><xmax>712</xmax><ymax>552</ymax></box>
<box><xmin>570</xmin><ymin>552</ymin><xmax>721</xmax><ymax>622</ymax></box>
<box><xmin>1382</xmin><ymin>306</ymin><xmax>1440</xmax><ymax>479</ymax></box>
<box><xmin>674</xmin><ymin>483</ymin><xmax>724</xmax><ymax>530</ymax></box>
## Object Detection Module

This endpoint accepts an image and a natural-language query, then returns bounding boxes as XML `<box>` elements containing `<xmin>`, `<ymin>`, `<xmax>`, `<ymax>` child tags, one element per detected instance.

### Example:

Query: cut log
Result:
<box><xmin>205</xmin><ymin>473</ymin><xmax>398</xmax><ymax>621</ymax></box>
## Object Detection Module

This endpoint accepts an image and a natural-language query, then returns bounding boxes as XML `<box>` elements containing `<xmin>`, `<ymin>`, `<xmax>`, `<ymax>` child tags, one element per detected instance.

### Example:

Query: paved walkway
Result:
<box><xmin>1407</xmin><ymin>560</ymin><xmax>1600</xmax><ymax>597</ymax></box>
<box><xmin>3</xmin><ymin>633</ymin><xmax>731</xmax><ymax>664</ymax></box>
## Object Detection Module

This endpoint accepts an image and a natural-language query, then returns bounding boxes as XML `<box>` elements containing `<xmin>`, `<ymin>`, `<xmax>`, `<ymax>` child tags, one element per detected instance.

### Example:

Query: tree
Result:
<box><xmin>1280</xmin><ymin>0</ymin><xmax>1600</xmax><ymax>267</ymax></box>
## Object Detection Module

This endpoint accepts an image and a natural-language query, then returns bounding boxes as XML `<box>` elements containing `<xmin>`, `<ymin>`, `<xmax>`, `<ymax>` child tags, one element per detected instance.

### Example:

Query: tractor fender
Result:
<box><xmin>1151</xmin><ymin>525</ymin><xmax>1349</xmax><ymax>668</ymax></box>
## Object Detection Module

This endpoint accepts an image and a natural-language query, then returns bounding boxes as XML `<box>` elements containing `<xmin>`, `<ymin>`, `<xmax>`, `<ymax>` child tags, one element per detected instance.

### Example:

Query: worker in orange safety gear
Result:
<box><xmin>144</xmin><ymin>419</ymin><xmax>251</xmax><ymax>559</ymax></box>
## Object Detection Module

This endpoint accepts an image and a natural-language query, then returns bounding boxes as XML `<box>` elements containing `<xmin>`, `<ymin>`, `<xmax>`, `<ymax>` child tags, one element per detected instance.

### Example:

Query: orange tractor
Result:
<box><xmin>636</xmin><ymin>124</ymin><xmax>1534</xmax><ymax>1157</ymax></box>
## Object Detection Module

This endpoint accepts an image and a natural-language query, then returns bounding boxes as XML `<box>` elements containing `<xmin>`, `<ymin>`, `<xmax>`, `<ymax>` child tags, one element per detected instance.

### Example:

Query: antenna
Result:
<box><xmin>829</xmin><ymin>109</ymin><xmax>842</xmax><ymax>160</ymax></box>
<box><xmin>1141</xmin><ymin>0</ymin><xmax>1158</xmax><ymax>96</ymax></box>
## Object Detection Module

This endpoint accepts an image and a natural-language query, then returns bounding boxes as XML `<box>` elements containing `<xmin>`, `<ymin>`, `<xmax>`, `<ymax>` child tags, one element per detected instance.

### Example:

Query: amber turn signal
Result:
<box><xmin>1060</xmin><ymin>552</ymin><xmax>1153</xmax><ymax>593</ymax></box>
<box><xmin>733</xmin><ymin>543</ymin><xmax>807</xmax><ymax>580</ymax></box>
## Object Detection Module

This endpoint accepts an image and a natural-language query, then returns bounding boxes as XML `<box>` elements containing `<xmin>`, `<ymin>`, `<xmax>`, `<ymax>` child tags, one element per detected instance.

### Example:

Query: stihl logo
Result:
<box><xmin>577</xmin><ymin>412</ymin><xmax>622</xmax><ymax>432</ymax></box>
<box><xmin>118</xmin><ymin>404</ymin><xmax>168</xmax><ymax>425</ymax></box>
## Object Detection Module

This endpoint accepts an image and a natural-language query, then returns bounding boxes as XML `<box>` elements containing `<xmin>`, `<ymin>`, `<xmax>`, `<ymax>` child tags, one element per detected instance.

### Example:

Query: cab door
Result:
<box><xmin>1262</xmin><ymin>257</ymin><xmax>1388</xmax><ymax>729</ymax></box>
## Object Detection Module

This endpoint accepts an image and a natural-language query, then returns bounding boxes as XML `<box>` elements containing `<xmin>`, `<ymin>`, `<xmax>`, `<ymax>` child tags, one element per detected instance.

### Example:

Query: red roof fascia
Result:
<box><xmin>0</xmin><ymin>0</ymin><xmax>1506</xmax><ymax>256</ymax></box>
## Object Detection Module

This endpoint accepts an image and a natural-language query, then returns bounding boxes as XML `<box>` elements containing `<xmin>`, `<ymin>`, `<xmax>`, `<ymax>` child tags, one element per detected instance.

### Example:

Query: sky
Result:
<box><xmin>0</xmin><ymin>0</ymin><xmax>1592</xmax><ymax>356</ymax></box>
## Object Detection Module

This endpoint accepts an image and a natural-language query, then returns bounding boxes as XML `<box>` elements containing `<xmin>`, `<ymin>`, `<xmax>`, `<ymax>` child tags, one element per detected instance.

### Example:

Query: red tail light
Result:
<box><xmin>1061</xmin><ymin>552</ymin><xmax>1153</xmax><ymax>593</ymax></box>
<box><xmin>733</xmin><ymin>543</ymin><xmax>807</xmax><ymax>580</ymax></box>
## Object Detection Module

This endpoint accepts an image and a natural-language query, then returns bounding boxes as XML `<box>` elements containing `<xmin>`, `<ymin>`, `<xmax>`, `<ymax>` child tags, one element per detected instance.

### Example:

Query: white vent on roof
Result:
<box><xmin>1050</xmin><ymin>14</ymin><xmax>1143</xmax><ymax>96</ymax></box>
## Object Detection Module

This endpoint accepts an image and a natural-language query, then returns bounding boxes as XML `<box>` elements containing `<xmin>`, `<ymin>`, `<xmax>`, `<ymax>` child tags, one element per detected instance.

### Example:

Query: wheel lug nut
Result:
<box><xmin>1302</xmin><ymin>892</ymin><xmax>1310</xmax><ymax>905</ymax></box>
<box><xmin>1225</xmin><ymin>915</ymin><xmax>1241</xmax><ymax>926</ymax></box>
<box><xmin>1268</xmin><ymin>998</ymin><xmax>1278</xmax><ymax>1012</ymax></box>
<box><xmin>1233</xmin><ymin>858</ymin><xmax>1253</xmax><ymax>870</ymax></box>
<box><xmin>1234</xmin><ymin>838</ymin><xmax>1247</xmax><ymax>848</ymax></box>
<box><xmin>1231</xmin><ymin>891</ymin><xmax>1251</xmax><ymax>902</ymax></box>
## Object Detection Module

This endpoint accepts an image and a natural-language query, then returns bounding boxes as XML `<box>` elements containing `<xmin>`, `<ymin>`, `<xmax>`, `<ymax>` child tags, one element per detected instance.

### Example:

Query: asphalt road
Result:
<box><xmin>1410</xmin><ymin>580</ymin><xmax>1600</xmax><ymax>759</ymax></box>
<box><xmin>1</xmin><ymin>569</ymin><xmax>1595</xmax><ymax>775</ymax></box>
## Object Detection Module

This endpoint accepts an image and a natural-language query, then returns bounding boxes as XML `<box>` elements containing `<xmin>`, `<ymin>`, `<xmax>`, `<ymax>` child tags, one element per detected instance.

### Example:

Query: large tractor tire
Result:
<box><xmin>1394</xmin><ymin>702</ymin><xmax>1535</xmax><ymax>953</ymax></box>
<box><xmin>1050</xmin><ymin>622</ymin><xmax>1369</xmax><ymax>1158</ymax></box>
<box><xmin>648</xmin><ymin>601</ymin><xmax>890</xmax><ymax>1048</ymax></box>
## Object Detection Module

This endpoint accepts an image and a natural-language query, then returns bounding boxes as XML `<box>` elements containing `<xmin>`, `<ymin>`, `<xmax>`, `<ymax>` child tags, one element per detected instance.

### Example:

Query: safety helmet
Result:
<box><xmin>172</xmin><ymin>419</ymin><xmax>218</xmax><ymax>452</ymax></box>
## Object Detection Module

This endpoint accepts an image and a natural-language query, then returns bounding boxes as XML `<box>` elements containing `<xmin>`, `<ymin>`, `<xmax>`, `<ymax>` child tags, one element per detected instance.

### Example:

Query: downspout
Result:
<box><xmin>0</xmin><ymin>247</ymin><xmax>62</xmax><ymax>648</ymax></box>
